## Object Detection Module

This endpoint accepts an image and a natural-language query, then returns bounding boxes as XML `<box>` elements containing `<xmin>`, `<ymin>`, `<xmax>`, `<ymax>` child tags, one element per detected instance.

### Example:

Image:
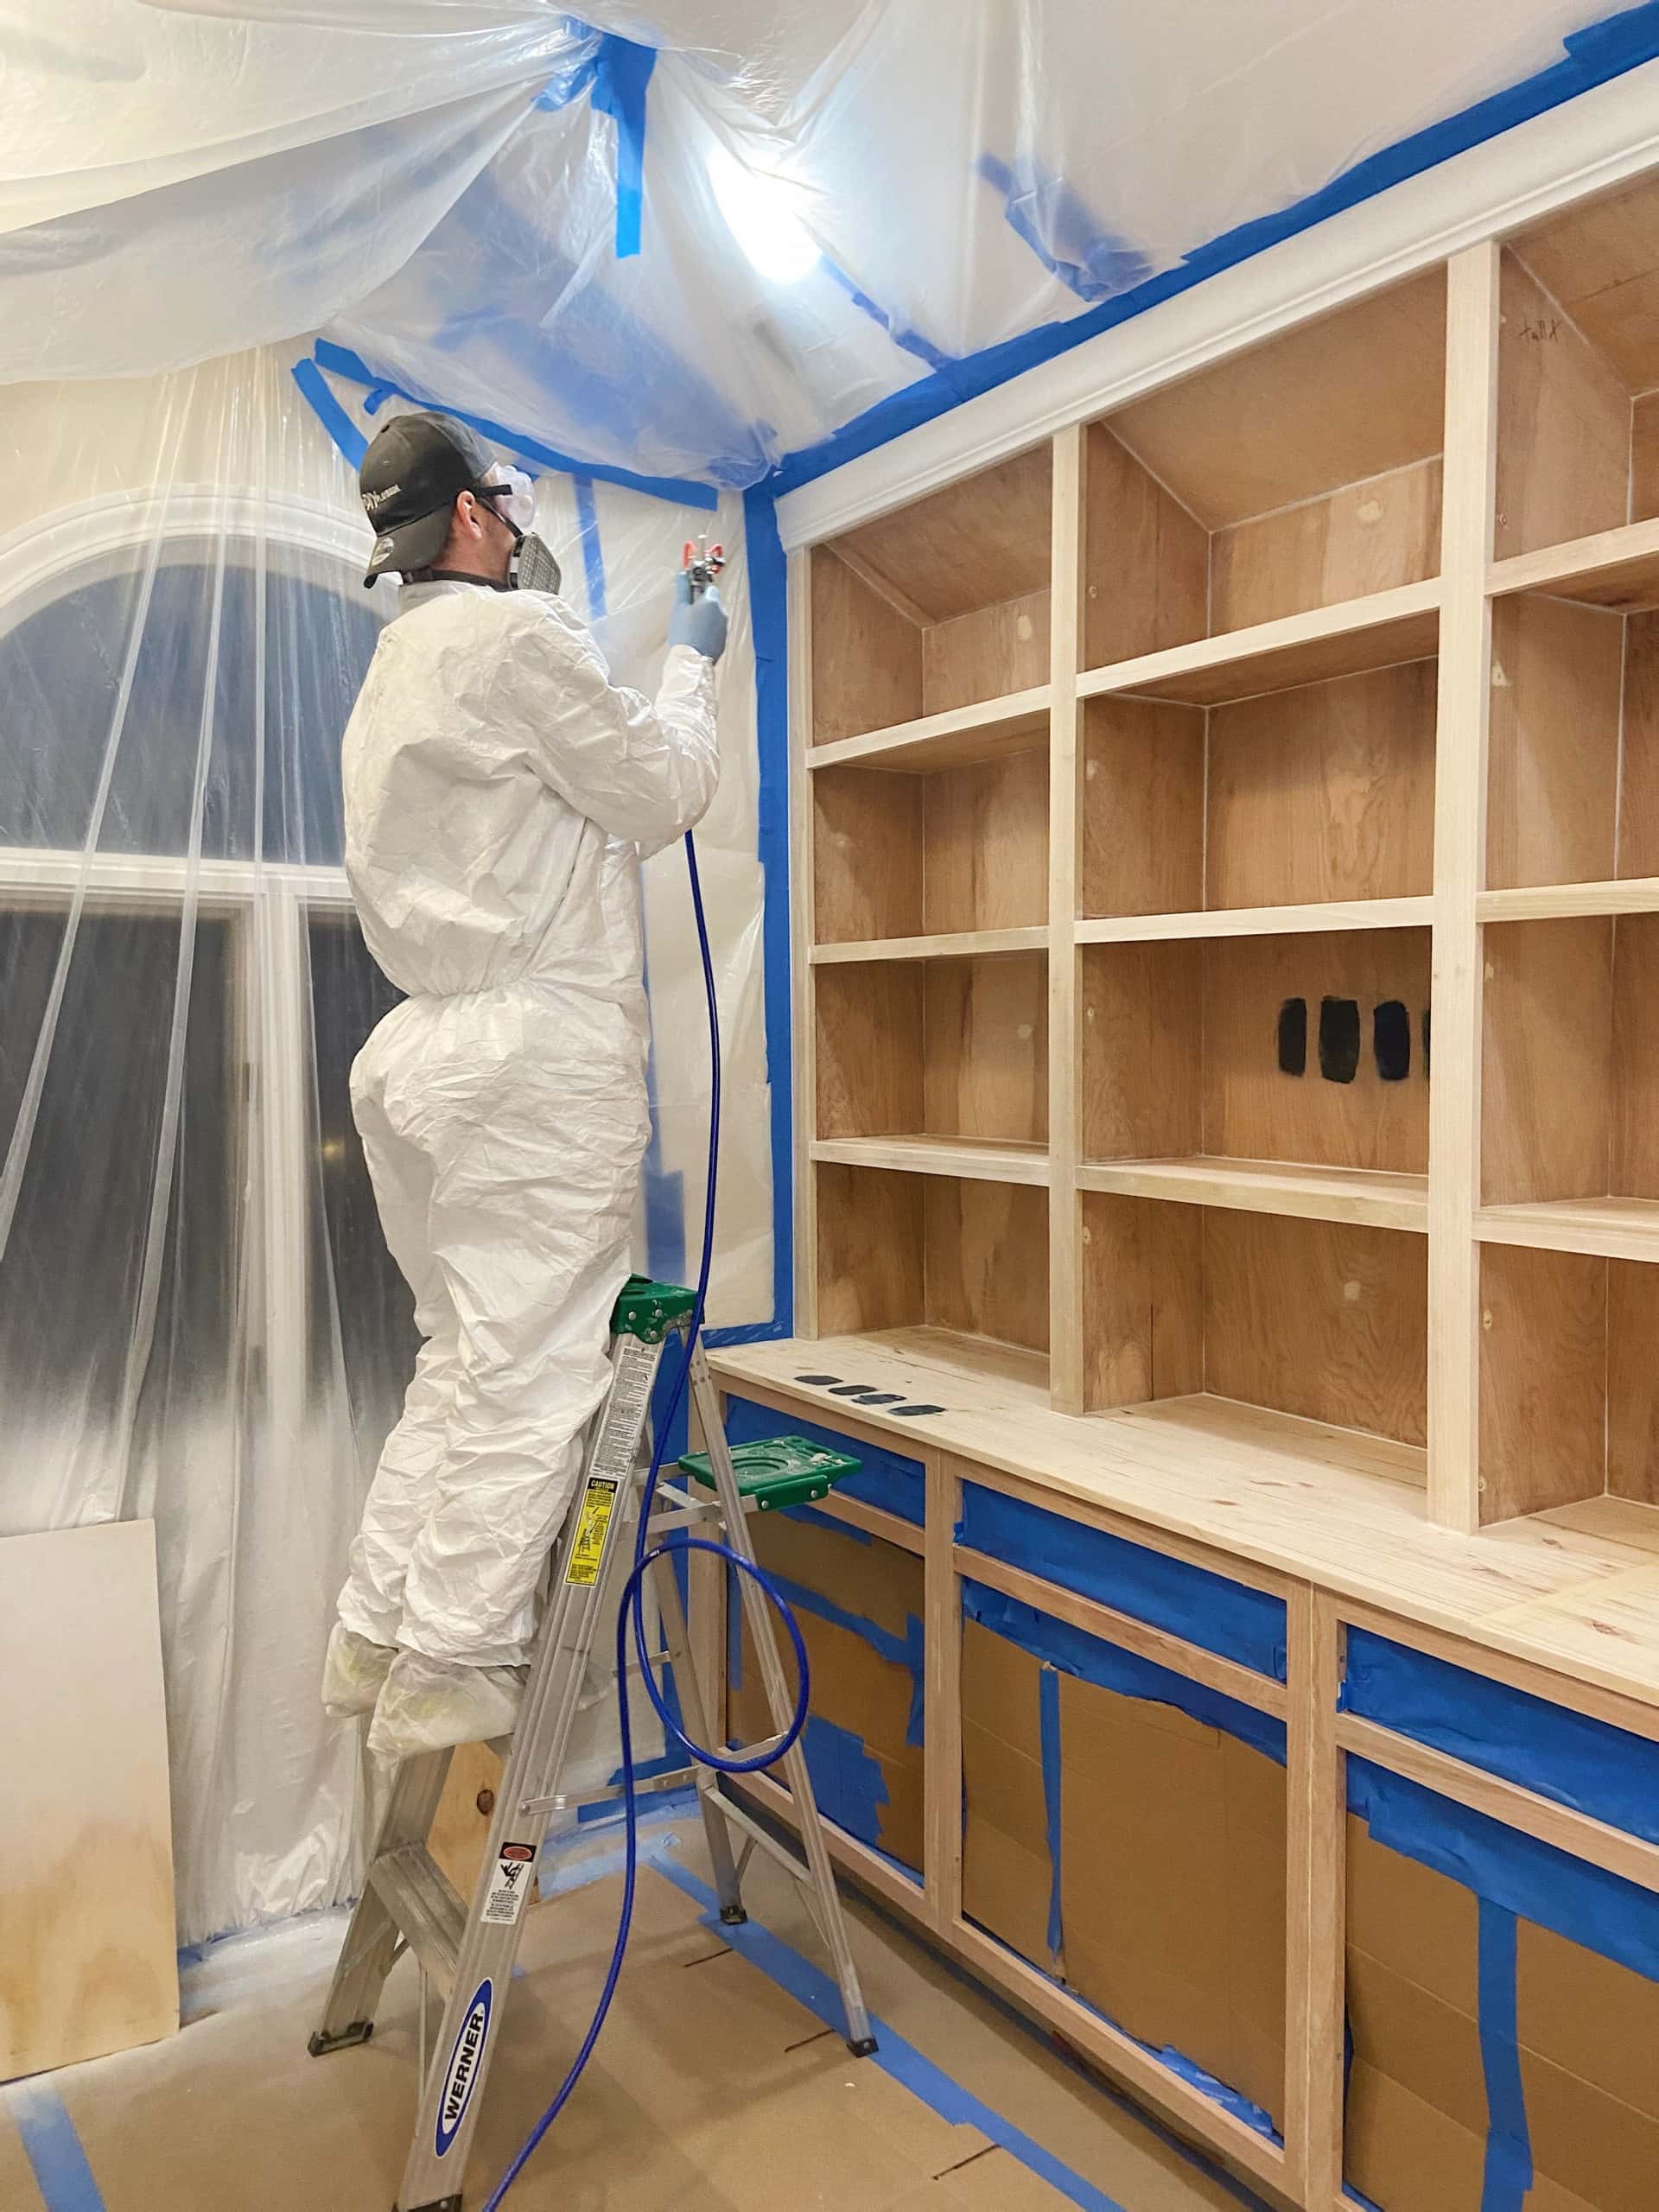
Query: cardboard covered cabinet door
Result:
<box><xmin>1</xmin><ymin>1520</ymin><xmax>178</xmax><ymax>2076</ymax></box>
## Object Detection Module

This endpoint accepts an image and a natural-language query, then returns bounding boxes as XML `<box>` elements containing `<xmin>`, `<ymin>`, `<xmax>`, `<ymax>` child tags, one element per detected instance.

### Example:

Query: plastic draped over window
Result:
<box><xmin>0</xmin><ymin>346</ymin><xmax>770</xmax><ymax>1942</ymax></box>
<box><xmin>2</xmin><ymin>0</ymin><xmax>1641</xmax><ymax>480</ymax></box>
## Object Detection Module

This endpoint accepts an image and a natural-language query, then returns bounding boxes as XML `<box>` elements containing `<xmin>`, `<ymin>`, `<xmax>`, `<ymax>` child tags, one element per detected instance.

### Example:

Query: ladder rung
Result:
<box><xmin>518</xmin><ymin>1763</ymin><xmax>697</xmax><ymax>1818</ymax></box>
<box><xmin>366</xmin><ymin>1846</ymin><xmax>465</xmax><ymax>1999</ymax></box>
<box><xmin>706</xmin><ymin>1789</ymin><xmax>818</xmax><ymax>1888</ymax></box>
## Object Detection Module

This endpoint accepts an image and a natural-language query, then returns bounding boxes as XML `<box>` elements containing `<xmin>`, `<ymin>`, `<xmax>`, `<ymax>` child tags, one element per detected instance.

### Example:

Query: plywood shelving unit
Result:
<box><xmin>798</xmin><ymin>175</ymin><xmax>1659</xmax><ymax>1546</ymax></box>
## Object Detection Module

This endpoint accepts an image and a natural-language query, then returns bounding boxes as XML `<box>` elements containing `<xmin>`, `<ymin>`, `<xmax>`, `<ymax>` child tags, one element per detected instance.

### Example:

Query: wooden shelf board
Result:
<box><xmin>712</xmin><ymin>1333</ymin><xmax>1659</xmax><ymax>1707</ymax></box>
<box><xmin>1076</xmin><ymin>896</ymin><xmax>1432</xmax><ymax>944</ymax></box>
<box><xmin>809</xmin><ymin>685</ymin><xmax>1051</xmax><ymax>772</ymax></box>
<box><xmin>1076</xmin><ymin>579</ymin><xmax>1440</xmax><ymax>708</ymax></box>
<box><xmin>1489</xmin><ymin>516</ymin><xmax>1659</xmax><ymax>613</ymax></box>
<box><xmin>1478</xmin><ymin>877</ymin><xmax>1659</xmax><ymax>923</ymax></box>
<box><xmin>1077</xmin><ymin>1156</ymin><xmax>1428</xmax><ymax>1232</ymax></box>
<box><xmin>810</xmin><ymin>1135</ymin><xmax>1052</xmax><ymax>1186</ymax></box>
<box><xmin>811</xmin><ymin>925</ymin><xmax>1048</xmax><ymax>965</ymax></box>
<box><xmin>1476</xmin><ymin>1196</ymin><xmax>1659</xmax><ymax>1263</ymax></box>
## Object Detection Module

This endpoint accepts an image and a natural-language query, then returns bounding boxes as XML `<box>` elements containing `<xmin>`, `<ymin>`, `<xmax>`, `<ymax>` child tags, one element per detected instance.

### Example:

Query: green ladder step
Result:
<box><xmin>611</xmin><ymin>1274</ymin><xmax>697</xmax><ymax>1343</ymax></box>
<box><xmin>678</xmin><ymin>1434</ymin><xmax>861</xmax><ymax>1512</ymax></box>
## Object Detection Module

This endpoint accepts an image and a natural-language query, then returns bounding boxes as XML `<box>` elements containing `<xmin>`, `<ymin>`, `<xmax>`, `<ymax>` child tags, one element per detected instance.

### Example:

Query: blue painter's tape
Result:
<box><xmin>800</xmin><ymin>1712</ymin><xmax>895</xmax><ymax>1855</ymax></box>
<box><xmin>741</xmin><ymin>483</ymin><xmax>794</xmax><ymax>1339</ymax></box>
<box><xmin>726</xmin><ymin>1559</ymin><xmax>744</xmax><ymax>1692</ymax></box>
<box><xmin>7</xmin><ymin>2079</ymin><xmax>109</xmax><ymax>2212</ymax></box>
<box><xmin>1478</xmin><ymin>1902</ymin><xmax>1534</xmax><ymax>2212</ymax></box>
<box><xmin>759</xmin><ymin>1567</ymin><xmax>925</xmax><ymax>1747</ymax></box>
<box><xmin>1064</xmin><ymin>1992</ymin><xmax>1282</xmax><ymax>2143</ymax></box>
<box><xmin>820</xmin><ymin>257</ymin><xmax>954</xmax><ymax>372</ymax></box>
<box><xmin>1039</xmin><ymin>1663</ymin><xmax>1064</xmax><ymax>1966</ymax></box>
<box><xmin>571</xmin><ymin>472</ymin><xmax>607</xmax><ymax>622</ymax></box>
<box><xmin>311</xmin><ymin>340</ymin><xmax>718</xmax><ymax>510</ymax></box>
<box><xmin>652</xmin><ymin>1853</ymin><xmax>1129</xmax><ymax>2212</ymax></box>
<box><xmin>768</xmin><ymin>3</ymin><xmax>1659</xmax><ymax>496</ymax></box>
<box><xmin>978</xmin><ymin>154</ymin><xmax>1154</xmax><ymax>306</ymax></box>
<box><xmin>725</xmin><ymin>1395</ymin><xmax>923</xmax><ymax>1523</ymax></box>
<box><xmin>957</xmin><ymin>1484</ymin><xmax>1287</xmax><ymax>1680</ymax></box>
<box><xmin>963</xmin><ymin>1580</ymin><xmax>1287</xmax><ymax>1765</ymax></box>
<box><xmin>1344</xmin><ymin>1629</ymin><xmax>1659</xmax><ymax>1846</ymax></box>
<box><xmin>1347</xmin><ymin>1758</ymin><xmax>1659</xmax><ymax>1983</ymax></box>
<box><xmin>290</xmin><ymin>358</ymin><xmax>367</xmax><ymax>472</ymax></box>
<box><xmin>589</xmin><ymin>35</ymin><xmax>657</xmax><ymax>260</ymax></box>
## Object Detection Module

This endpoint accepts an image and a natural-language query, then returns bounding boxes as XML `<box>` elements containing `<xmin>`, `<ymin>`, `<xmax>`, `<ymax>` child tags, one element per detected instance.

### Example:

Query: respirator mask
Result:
<box><xmin>480</xmin><ymin>466</ymin><xmax>563</xmax><ymax>596</ymax></box>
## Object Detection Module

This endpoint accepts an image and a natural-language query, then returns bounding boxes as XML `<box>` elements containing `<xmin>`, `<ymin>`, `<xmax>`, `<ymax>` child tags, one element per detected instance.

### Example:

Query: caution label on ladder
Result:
<box><xmin>565</xmin><ymin>1475</ymin><xmax>619</xmax><ymax>1586</ymax></box>
<box><xmin>481</xmin><ymin>1842</ymin><xmax>537</xmax><ymax>1927</ymax></box>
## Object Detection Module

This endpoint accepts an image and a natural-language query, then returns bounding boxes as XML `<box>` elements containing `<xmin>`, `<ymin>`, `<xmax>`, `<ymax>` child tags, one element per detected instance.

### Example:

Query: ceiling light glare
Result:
<box><xmin>707</xmin><ymin>144</ymin><xmax>819</xmax><ymax>285</ymax></box>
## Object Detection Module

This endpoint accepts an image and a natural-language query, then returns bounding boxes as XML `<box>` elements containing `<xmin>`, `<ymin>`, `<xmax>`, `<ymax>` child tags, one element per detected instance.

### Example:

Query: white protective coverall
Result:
<box><xmin>330</xmin><ymin>577</ymin><xmax>717</xmax><ymax>1742</ymax></box>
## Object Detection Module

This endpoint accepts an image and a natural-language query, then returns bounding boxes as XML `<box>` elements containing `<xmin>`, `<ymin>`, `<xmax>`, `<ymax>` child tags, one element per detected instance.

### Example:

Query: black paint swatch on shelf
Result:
<box><xmin>1319</xmin><ymin>996</ymin><xmax>1361</xmax><ymax>1084</ymax></box>
<box><xmin>826</xmin><ymin>1381</ymin><xmax>880</xmax><ymax>1395</ymax></box>
<box><xmin>1374</xmin><ymin>1000</ymin><xmax>1412</xmax><ymax>1083</ymax></box>
<box><xmin>1277</xmin><ymin>996</ymin><xmax>1308</xmax><ymax>1076</ymax></box>
<box><xmin>891</xmin><ymin>1403</ymin><xmax>945</xmax><ymax>1417</ymax></box>
<box><xmin>1421</xmin><ymin>1007</ymin><xmax>1431</xmax><ymax>1075</ymax></box>
<box><xmin>795</xmin><ymin>1373</ymin><xmax>841</xmax><ymax>1387</ymax></box>
<box><xmin>848</xmin><ymin>1391</ymin><xmax>905</xmax><ymax>1405</ymax></box>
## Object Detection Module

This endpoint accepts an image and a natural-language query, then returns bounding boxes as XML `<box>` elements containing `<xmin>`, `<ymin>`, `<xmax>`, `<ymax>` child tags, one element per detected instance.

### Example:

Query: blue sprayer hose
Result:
<box><xmin>480</xmin><ymin>830</ymin><xmax>811</xmax><ymax>2209</ymax></box>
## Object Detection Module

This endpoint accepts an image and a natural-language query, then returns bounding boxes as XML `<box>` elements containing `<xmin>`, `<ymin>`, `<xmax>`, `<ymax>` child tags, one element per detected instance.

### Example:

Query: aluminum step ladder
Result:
<box><xmin>308</xmin><ymin>1276</ymin><xmax>876</xmax><ymax>2212</ymax></box>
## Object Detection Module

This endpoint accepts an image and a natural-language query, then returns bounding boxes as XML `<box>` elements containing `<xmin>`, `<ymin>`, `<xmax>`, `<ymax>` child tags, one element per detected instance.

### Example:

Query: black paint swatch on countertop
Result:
<box><xmin>1319</xmin><ymin>996</ymin><xmax>1361</xmax><ymax>1084</ymax></box>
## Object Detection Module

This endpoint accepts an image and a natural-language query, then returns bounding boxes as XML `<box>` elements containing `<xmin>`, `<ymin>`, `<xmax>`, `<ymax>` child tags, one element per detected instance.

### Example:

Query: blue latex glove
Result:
<box><xmin>668</xmin><ymin>571</ymin><xmax>728</xmax><ymax>662</ymax></box>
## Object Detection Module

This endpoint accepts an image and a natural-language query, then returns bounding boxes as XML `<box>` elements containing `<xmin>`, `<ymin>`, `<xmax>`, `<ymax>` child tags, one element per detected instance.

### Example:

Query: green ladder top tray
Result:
<box><xmin>611</xmin><ymin>1274</ymin><xmax>698</xmax><ymax>1342</ymax></box>
<box><xmin>678</xmin><ymin>1434</ymin><xmax>862</xmax><ymax>1512</ymax></box>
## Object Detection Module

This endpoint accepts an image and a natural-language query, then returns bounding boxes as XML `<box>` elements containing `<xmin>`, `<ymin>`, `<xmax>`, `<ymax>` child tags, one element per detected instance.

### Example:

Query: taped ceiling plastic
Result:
<box><xmin>0</xmin><ymin>0</ymin><xmax>1652</xmax><ymax>1941</ymax></box>
<box><xmin>3</xmin><ymin>0</ymin><xmax>1646</xmax><ymax>480</ymax></box>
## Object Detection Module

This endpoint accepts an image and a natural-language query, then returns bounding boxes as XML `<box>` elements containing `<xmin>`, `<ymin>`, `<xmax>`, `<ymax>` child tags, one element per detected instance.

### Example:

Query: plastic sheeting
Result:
<box><xmin>2</xmin><ymin>2</ymin><xmax>1649</xmax><ymax>482</ymax></box>
<box><xmin>0</xmin><ymin>346</ymin><xmax>768</xmax><ymax>1942</ymax></box>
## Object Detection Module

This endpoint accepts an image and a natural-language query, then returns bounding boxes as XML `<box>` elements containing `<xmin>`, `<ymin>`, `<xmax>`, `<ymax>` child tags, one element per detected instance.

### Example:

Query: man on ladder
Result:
<box><xmin>320</xmin><ymin>409</ymin><xmax>726</xmax><ymax>1762</ymax></box>
<box><xmin>311</xmin><ymin>1281</ymin><xmax>875</xmax><ymax>2211</ymax></box>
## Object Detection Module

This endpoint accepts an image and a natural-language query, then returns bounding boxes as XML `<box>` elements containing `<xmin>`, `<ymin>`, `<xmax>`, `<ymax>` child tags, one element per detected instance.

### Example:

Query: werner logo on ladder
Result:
<box><xmin>308</xmin><ymin>1279</ymin><xmax>876</xmax><ymax>2212</ymax></box>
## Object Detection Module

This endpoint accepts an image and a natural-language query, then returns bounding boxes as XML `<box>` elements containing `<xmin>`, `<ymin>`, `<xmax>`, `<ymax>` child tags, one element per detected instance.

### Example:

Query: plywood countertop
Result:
<box><xmin>711</xmin><ymin>1328</ymin><xmax>1659</xmax><ymax>1718</ymax></box>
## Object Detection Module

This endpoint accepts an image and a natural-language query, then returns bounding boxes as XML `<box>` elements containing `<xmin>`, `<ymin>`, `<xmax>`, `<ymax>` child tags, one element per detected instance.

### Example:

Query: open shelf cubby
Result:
<box><xmin>1480</xmin><ymin>1245</ymin><xmax>1659</xmax><ymax>1522</ymax></box>
<box><xmin>809</xmin><ymin>446</ymin><xmax>1052</xmax><ymax>746</ymax></box>
<box><xmin>1081</xmin><ymin>928</ymin><xmax>1432</xmax><ymax>1185</ymax></box>
<box><xmin>815</xmin><ymin>1164</ymin><xmax>1050</xmax><ymax>1369</ymax></box>
<box><xmin>1498</xmin><ymin>175</ymin><xmax>1659</xmax><ymax>561</ymax></box>
<box><xmin>816</xmin><ymin>951</ymin><xmax>1047</xmax><ymax>1154</ymax></box>
<box><xmin>1480</xmin><ymin>915</ymin><xmax>1659</xmax><ymax>1252</ymax></box>
<box><xmin>813</xmin><ymin>743</ymin><xmax>1048</xmax><ymax>946</ymax></box>
<box><xmin>1081</xmin><ymin>270</ymin><xmax>1446</xmax><ymax>670</ymax></box>
<box><xmin>1082</xmin><ymin>1197</ymin><xmax>1427</xmax><ymax>1464</ymax></box>
<box><xmin>1080</xmin><ymin>658</ymin><xmax>1436</xmax><ymax>922</ymax></box>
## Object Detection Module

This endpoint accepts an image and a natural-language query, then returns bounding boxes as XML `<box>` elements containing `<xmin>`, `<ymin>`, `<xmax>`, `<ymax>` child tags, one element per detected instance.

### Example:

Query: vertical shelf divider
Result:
<box><xmin>789</xmin><ymin>544</ymin><xmax>822</xmax><ymax>1337</ymax></box>
<box><xmin>1428</xmin><ymin>241</ymin><xmax>1501</xmax><ymax>1533</ymax></box>
<box><xmin>1049</xmin><ymin>425</ymin><xmax>1087</xmax><ymax>1413</ymax></box>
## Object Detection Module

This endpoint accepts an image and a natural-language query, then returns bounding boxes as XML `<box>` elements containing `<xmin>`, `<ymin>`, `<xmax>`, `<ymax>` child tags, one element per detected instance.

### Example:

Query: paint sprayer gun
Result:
<box><xmin>681</xmin><ymin>536</ymin><xmax>726</xmax><ymax>600</ymax></box>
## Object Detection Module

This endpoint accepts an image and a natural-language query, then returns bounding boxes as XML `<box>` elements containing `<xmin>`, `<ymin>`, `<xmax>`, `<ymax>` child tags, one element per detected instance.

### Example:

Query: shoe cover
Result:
<box><xmin>321</xmin><ymin>1621</ymin><xmax>396</xmax><ymax>1718</ymax></box>
<box><xmin>366</xmin><ymin>1648</ymin><xmax>526</xmax><ymax>1763</ymax></box>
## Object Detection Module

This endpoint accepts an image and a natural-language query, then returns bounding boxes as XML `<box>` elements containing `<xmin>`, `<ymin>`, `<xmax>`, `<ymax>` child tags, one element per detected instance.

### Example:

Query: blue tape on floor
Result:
<box><xmin>1039</xmin><ymin>1663</ymin><xmax>1064</xmax><ymax>1965</ymax></box>
<box><xmin>1343</xmin><ymin>1628</ymin><xmax>1659</xmax><ymax>1846</ymax></box>
<box><xmin>5</xmin><ymin>2080</ymin><xmax>107</xmax><ymax>2212</ymax></box>
<box><xmin>963</xmin><ymin>1580</ymin><xmax>1287</xmax><ymax>1765</ymax></box>
<box><xmin>650</xmin><ymin>1854</ymin><xmax>1130</xmax><ymax>2212</ymax></box>
<box><xmin>1348</xmin><ymin>1757</ymin><xmax>1659</xmax><ymax>1982</ymax></box>
<box><xmin>957</xmin><ymin>1484</ymin><xmax>1287</xmax><ymax>1678</ymax></box>
<box><xmin>1478</xmin><ymin>1902</ymin><xmax>1534</xmax><ymax>2212</ymax></box>
<box><xmin>741</xmin><ymin>483</ymin><xmax>794</xmax><ymax>1339</ymax></box>
<box><xmin>726</xmin><ymin>1396</ymin><xmax>923</xmax><ymax>1522</ymax></box>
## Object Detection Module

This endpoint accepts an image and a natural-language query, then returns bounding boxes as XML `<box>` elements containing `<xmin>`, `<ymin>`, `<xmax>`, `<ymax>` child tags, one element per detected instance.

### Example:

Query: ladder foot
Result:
<box><xmin>718</xmin><ymin>1904</ymin><xmax>748</xmax><ymax>1926</ymax></box>
<box><xmin>397</xmin><ymin>2197</ymin><xmax>463</xmax><ymax>2211</ymax></box>
<box><xmin>308</xmin><ymin>2020</ymin><xmax>374</xmax><ymax>2057</ymax></box>
<box><xmin>846</xmin><ymin>2034</ymin><xmax>879</xmax><ymax>2058</ymax></box>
